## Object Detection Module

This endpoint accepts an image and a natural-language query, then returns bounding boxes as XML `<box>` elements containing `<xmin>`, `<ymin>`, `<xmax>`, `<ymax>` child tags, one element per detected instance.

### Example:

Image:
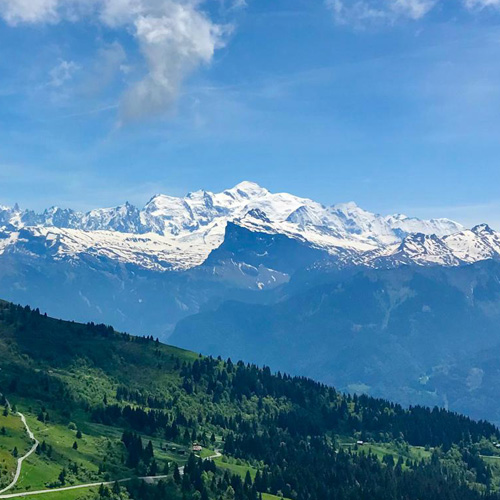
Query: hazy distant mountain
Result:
<box><xmin>0</xmin><ymin>182</ymin><xmax>497</xmax><ymax>335</ymax></box>
<box><xmin>0</xmin><ymin>181</ymin><xmax>474</xmax><ymax>273</ymax></box>
<box><xmin>2</xmin><ymin>182</ymin><xmax>500</xmax><ymax>423</ymax></box>
<box><xmin>171</xmin><ymin>260</ymin><xmax>500</xmax><ymax>424</ymax></box>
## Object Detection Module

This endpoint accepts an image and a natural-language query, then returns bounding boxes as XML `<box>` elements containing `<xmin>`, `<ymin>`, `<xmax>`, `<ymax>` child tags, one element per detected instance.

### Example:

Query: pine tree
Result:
<box><xmin>58</xmin><ymin>468</ymin><xmax>66</xmax><ymax>485</ymax></box>
<box><xmin>145</xmin><ymin>440</ymin><xmax>154</xmax><ymax>462</ymax></box>
<box><xmin>148</xmin><ymin>459</ymin><xmax>158</xmax><ymax>476</ymax></box>
<box><xmin>245</xmin><ymin>470</ymin><xmax>252</xmax><ymax>488</ymax></box>
<box><xmin>173</xmin><ymin>464</ymin><xmax>181</xmax><ymax>483</ymax></box>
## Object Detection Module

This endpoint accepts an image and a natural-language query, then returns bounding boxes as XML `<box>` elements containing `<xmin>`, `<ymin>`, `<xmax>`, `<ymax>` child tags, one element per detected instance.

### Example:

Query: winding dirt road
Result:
<box><xmin>0</xmin><ymin>475</ymin><xmax>170</xmax><ymax>499</ymax></box>
<box><xmin>0</xmin><ymin>416</ymin><xmax>222</xmax><ymax>500</ymax></box>
<box><xmin>0</xmin><ymin>401</ymin><xmax>39</xmax><ymax>496</ymax></box>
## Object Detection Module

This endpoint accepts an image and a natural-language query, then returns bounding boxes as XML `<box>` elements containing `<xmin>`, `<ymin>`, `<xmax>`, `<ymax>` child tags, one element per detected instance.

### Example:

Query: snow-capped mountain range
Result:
<box><xmin>5</xmin><ymin>181</ymin><xmax>500</xmax><ymax>425</ymax></box>
<box><xmin>0</xmin><ymin>181</ymin><xmax>498</xmax><ymax>271</ymax></box>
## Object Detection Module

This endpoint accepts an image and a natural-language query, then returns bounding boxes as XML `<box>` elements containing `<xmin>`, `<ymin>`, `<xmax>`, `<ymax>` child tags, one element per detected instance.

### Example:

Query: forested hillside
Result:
<box><xmin>2</xmin><ymin>301</ymin><xmax>500</xmax><ymax>499</ymax></box>
<box><xmin>172</xmin><ymin>260</ymin><xmax>500</xmax><ymax>423</ymax></box>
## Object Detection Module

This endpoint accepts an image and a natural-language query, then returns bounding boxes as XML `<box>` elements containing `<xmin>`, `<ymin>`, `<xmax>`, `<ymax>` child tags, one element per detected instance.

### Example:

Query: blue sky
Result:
<box><xmin>1</xmin><ymin>0</ymin><xmax>500</xmax><ymax>227</ymax></box>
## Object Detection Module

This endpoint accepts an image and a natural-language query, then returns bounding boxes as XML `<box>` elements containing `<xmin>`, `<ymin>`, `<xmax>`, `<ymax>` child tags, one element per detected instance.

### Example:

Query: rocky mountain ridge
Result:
<box><xmin>3</xmin><ymin>181</ymin><xmax>496</xmax><ymax>272</ymax></box>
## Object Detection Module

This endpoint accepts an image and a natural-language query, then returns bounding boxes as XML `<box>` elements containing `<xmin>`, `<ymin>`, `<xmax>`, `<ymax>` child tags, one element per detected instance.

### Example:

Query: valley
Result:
<box><xmin>1</xmin><ymin>301</ymin><xmax>500</xmax><ymax>499</ymax></box>
<box><xmin>1</xmin><ymin>183</ymin><xmax>500</xmax><ymax>428</ymax></box>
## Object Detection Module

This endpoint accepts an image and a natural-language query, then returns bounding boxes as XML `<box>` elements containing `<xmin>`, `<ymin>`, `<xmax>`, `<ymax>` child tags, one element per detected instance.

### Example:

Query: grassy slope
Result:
<box><xmin>0</xmin><ymin>309</ymin><xmax>306</xmax><ymax>496</ymax></box>
<box><xmin>1</xmin><ymin>303</ymin><xmax>500</xmax><ymax>499</ymax></box>
<box><xmin>214</xmin><ymin>457</ymin><xmax>257</xmax><ymax>480</ymax></box>
<box><xmin>337</xmin><ymin>440</ymin><xmax>432</xmax><ymax>463</ymax></box>
<box><xmin>12</xmin><ymin>408</ymin><xmax>122</xmax><ymax>492</ymax></box>
<box><xmin>0</xmin><ymin>410</ymin><xmax>32</xmax><ymax>489</ymax></box>
<box><xmin>0</xmin><ymin>305</ymin><xmax>205</xmax><ymax>495</ymax></box>
<box><xmin>24</xmin><ymin>488</ymin><xmax>101</xmax><ymax>500</ymax></box>
<box><xmin>4</xmin><ymin>400</ymin><xmax>191</xmax><ymax>495</ymax></box>
<box><xmin>262</xmin><ymin>495</ymin><xmax>290</xmax><ymax>500</ymax></box>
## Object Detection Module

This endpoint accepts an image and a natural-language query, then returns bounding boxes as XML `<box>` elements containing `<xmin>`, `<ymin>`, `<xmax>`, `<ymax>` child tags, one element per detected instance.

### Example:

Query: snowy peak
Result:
<box><xmin>385</xmin><ymin>214</ymin><xmax>464</xmax><ymax>239</ymax></box>
<box><xmin>370</xmin><ymin>224</ymin><xmax>500</xmax><ymax>268</ymax></box>
<box><xmin>395</xmin><ymin>233</ymin><xmax>462</xmax><ymax>266</ymax></box>
<box><xmin>286</xmin><ymin>204</ymin><xmax>330</xmax><ymax>228</ymax></box>
<box><xmin>444</xmin><ymin>224</ymin><xmax>500</xmax><ymax>263</ymax></box>
<box><xmin>82</xmin><ymin>202</ymin><xmax>143</xmax><ymax>233</ymax></box>
<box><xmin>0</xmin><ymin>181</ymin><xmax>495</xmax><ymax>272</ymax></box>
<box><xmin>143</xmin><ymin>194</ymin><xmax>190</xmax><ymax>217</ymax></box>
<box><xmin>222</xmin><ymin>181</ymin><xmax>269</xmax><ymax>200</ymax></box>
<box><xmin>472</xmin><ymin>223</ymin><xmax>495</xmax><ymax>235</ymax></box>
<box><xmin>331</xmin><ymin>202</ymin><xmax>396</xmax><ymax>242</ymax></box>
<box><xmin>143</xmin><ymin>194</ymin><xmax>199</xmax><ymax>235</ymax></box>
<box><xmin>41</xmin><ymin>207</ymin><xmax>79</xmax><ymax>227</ymax></box>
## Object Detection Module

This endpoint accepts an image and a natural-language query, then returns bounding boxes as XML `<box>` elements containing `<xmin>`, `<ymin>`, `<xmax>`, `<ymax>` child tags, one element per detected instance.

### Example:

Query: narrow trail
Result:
<box><xmin>0</xmin><ymin>399</ymin><xmax>39</xmax><ymax>497</ymax></box>
<box><xmin>0</xmin><ymin>433</ymin><xmax>223</xmax><ymax>499</ymax></box>
<box><xmin>0</xmin><ymin>475</ymin><xmax>170</xmax><ymax>499</ymax></box>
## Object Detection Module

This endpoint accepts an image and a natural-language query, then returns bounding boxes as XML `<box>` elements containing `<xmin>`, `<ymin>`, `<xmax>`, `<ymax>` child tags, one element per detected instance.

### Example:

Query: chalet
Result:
<box><xmin>192</xmin><ymin>443</ymin><xmax>203</xmax><ymax>452</ymax></box>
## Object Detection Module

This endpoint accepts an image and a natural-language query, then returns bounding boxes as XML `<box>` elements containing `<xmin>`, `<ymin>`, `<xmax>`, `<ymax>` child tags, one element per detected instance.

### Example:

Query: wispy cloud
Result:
<box><xmin>0</xmin><ymin>0</ymin><xmax>233</xmax><ymax>122</ymax></box>
<box><xmin>80</xmin><ymin>41</ymin><xmax>127</xmax><ymax>96</ymax></box>
<box><xmin>230</xmin><ymin>0</ymin><xmax>247</xmax><ymax>9</ymax></box>
<box><xmin>325</xmin><ymin>0</ymin><xmax>500</xmax><ymax>26</ymax></box>
<box><xmin>325</xmin><ymin>0</ymin><xmax>438</xmax><ymax>25</ymax></box>
<box><xmin>49</xmin><ymin>59</ymin><xmax>80</xmax><ymax>87</ymax></box>
<box><xmin>0</xmin><ymin>0</ymin><xmax>60</xmax><ymax>24</ymax></box>
<box><xmin>464</xmin><ymin>0</ymin><xmax>500</xmax><ymax>9</ymax></box>
<box><xmin>120</xmin><ymin>3</ymin><xmax>231</xmax><ymax>122</ymax></box>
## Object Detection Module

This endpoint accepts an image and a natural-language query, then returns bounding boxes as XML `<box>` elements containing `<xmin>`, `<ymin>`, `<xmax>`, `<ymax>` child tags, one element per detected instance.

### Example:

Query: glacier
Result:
<box><xmin>3</xmin><ymin>181</ymin><xmax>495</xmax><ymax>272</ymax></box>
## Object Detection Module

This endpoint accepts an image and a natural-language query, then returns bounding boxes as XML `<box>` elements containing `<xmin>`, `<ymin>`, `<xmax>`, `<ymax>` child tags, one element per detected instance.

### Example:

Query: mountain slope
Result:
<box><xmin>171</xmin><ymin>260</ymin><xmax>500</xmax><ymax>424</ymax></box>
<box><xmin>0</xmin><ymin>181</ymin><xmax>486</xmax><ymax>339</ymax></box>
<box><xmin>2</xmin><ymin>183</ymin><xmax>500</xmax><ymax>425</ymax></box>
<box><xmin>1</xmin><ymin>301</ymin><xmax>500</xmax><ymax>500</ymax></box>
<box><xmin>0</xmin><ymin>249</ymin><xmax>278</xmax><ymax>336</ymax></box>
<box><xmin>0</xmin><ymin>182</ymin><xmax>469</xmax><ymax>272</ymax></box>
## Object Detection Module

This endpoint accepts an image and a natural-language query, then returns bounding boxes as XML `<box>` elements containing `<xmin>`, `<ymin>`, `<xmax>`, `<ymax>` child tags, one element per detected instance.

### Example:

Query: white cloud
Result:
<box><xmin>121</xmin><ymin>2</ymin><xmax>228</xmax><ymax>121</ymax></box>
<box><xmin>0</xmin><ymin>0</ymin><xmax>59</xmax><ymax>24</ymax></box>
<box><xmin>0</xmin><ymin>0</ymin><xmax>230</xmax><ymax>121</ymax></box>
<box><xmin>464</xmin><ymin>0</ymin><xmax>500</xmax><ymax>8</ymax></box>
<box><xmin>393</xmin><ymin>0</ymin><xmax>436</xmax><ymax>18</ymax></box>
<box><xmin>49</xmin><ymin>59</ymin><xmax>80</xmax><ymax>87</ymax></box>
<box><xmin>0</xmin><ymin>0</ymin><xmax>101</xmax><ymax>24</ymax></box>
<box><xmin>229</xmin><ymin>0</ymin><xmax>247</xmax><ymax>10</ymax></box>
<box><xmin>326</xmin><ymin>0</ymin><xmax>500</xmax><ymax>25</ymax></box>
<box><xmin>326</xmin><ymin>0</ymin><xmax>437</xmax><ymax>25</ymax></box>
<box><xmin>99</xmin><ymin>0</ymin><xmax>142</xmax><ymax>26</ymax></box>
